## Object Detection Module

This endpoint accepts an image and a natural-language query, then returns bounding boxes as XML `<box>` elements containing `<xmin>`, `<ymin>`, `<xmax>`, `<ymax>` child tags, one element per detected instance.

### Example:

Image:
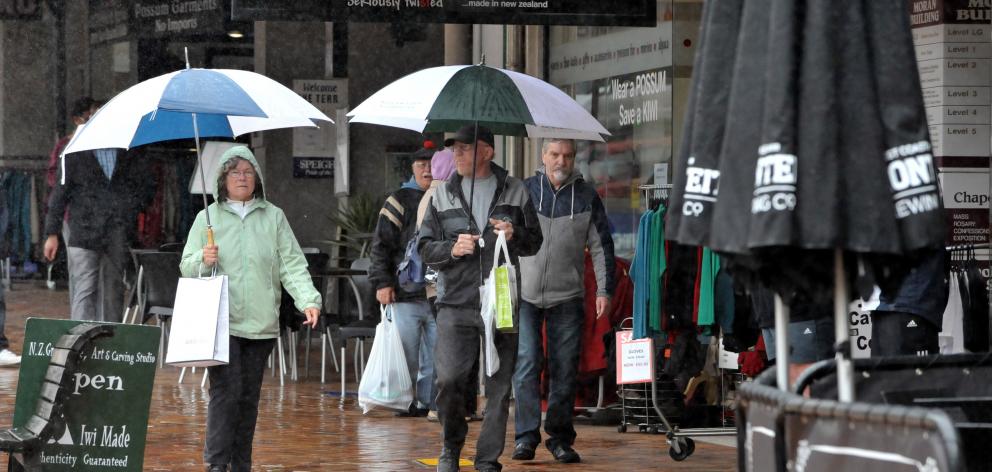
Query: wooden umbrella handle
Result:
<box><xmin>206</xmin><ymin>227</ymin><xmax>215</xmax><ymax>246</ymax></box>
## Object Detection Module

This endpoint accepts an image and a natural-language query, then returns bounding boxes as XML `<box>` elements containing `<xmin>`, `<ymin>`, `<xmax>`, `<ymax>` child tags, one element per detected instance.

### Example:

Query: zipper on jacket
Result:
<box><xmin>541</xmin><ymin>176</ymin><xmax>573</xmax><ymax>308</ymax></box>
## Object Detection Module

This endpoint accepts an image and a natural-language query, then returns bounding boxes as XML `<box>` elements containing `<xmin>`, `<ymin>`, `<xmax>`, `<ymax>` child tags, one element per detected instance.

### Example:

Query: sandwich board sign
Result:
<box><xmin>8</xmin><ymin>318</ymin><xmax>160</xmax><ymax>471</ymax></box>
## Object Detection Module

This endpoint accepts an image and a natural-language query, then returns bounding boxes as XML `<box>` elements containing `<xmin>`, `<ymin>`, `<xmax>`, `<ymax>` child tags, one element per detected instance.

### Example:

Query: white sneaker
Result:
<box><xmin>0</xmin><ymin>349</ymin><xmax>21</xmax><ymax>366</ymax></box>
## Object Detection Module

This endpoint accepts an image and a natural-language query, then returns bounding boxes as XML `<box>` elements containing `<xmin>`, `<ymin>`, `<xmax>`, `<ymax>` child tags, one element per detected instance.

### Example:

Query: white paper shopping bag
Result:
<box><xmin>165</xmin><ymin>275</ymin><xmax>230</xmax><ymax>367</ymax></box>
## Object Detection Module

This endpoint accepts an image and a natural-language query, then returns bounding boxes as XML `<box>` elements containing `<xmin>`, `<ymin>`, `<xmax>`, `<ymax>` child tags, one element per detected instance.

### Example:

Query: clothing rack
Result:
<box><xmin>946</xmin><ymin>243</ymin><xmax>991</xmax><ymax>251</ymax></box>
<box><xmin>639</xmin><ymin>184</ymin><xmax>672</xmax><ymax>209</ymax></box>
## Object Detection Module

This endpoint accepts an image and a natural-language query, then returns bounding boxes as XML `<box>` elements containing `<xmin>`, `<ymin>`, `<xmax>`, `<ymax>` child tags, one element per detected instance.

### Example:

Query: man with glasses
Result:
<box><xmin>370</xmin><ymin>143</ymin><xmax>438</xmax><ymax>418</ymax></box>
<box><xmin>419</xmin><ymin>125</ymin><xmax>543</xmax><ymax>472</ymax></box>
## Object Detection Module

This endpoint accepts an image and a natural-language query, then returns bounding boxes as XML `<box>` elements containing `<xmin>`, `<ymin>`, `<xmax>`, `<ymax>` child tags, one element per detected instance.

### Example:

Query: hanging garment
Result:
<box><xmin>961</xmin><ymin>251</ymin><xmax>989</xmax><ymax>352</ymax></box>
<box><xmin>696</xmin><ymin>250</ymin><xmax>719</xmax><ymax>327</ymax></box>
<box><xmin>632</xmin><ymin>211</ymin><xmax>653</xmax><ymax>339</ymax></box>
<box><xmin>648</xmin><ymin>205</ymin><xmax>666</xmax><ymax>333</ymax></box>
<box><xmin>580</xmin><ymin>255</ymin><xmax>634</xmax><ymax>374</ymax></box>
<box><xmin>663</xmin><ymin>242</ymin><xmax>699</xmax><ymax>331</ymax></box>
<box><xmin>940</xmin><ymin>273</ymin><xmax>966</xmax><ymax>354</ymax></box>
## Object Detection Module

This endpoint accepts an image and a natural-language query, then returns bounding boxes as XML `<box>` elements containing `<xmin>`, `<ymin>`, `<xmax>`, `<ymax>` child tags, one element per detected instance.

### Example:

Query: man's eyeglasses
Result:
<box><xmin>452</xmin><ymin>143</ymin><xmax>483</xmax><ymax>154</ymax></box>
<box><xmin>229</xmin><ymin>170</ymin><xmax>256</xmax><ymax>179</ymax></box>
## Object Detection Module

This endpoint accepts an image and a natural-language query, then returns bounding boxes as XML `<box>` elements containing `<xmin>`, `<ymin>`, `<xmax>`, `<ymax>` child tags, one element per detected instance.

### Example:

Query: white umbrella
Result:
<box><xmin>346</xmin><ymin>64</ymin><xmax>609</xmax><ymax>141</ymax></box>
<box><xmin>59</xmin><ymin>56</ymin><xmax>333</xmax><ymax>240</ymax></box>
<box><xmin>63</xmin><ymin>69</ymin><xmax>330</xmax><ymax>156</ymax></box>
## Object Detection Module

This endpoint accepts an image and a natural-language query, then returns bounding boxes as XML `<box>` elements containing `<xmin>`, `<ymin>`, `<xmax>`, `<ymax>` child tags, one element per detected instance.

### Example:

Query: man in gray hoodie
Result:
<box><xmin>512</xmin><ymin>138</ymin><xmax>615</xmax><ymax>464</ymax></box>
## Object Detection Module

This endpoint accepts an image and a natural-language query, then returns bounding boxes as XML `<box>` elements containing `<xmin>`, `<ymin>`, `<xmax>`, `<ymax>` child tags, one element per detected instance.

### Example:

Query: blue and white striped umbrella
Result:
<box><xmin>61</xmin><ymin>67</ymin><xmax>332</xmax><ymax>231</ymax></box>
<box><xmin>63</xmin><ymin>68</ymin><xmax>332</xmax><ymax>155</ymax></box>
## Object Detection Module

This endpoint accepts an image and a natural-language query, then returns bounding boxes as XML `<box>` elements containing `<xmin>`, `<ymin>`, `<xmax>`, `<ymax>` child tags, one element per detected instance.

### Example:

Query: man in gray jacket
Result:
<box><xmin>512</xmin><ymin>138</ymin><xmax>615</xmax><ymax>464</ymax></box>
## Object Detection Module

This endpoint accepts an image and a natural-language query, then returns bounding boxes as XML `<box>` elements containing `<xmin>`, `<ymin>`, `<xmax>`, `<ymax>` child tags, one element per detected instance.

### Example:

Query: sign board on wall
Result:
<box><xmin>939</xmin><ymin>169</ymin><xmax>990</xmax><ymax>244</ymax></box>
<box><xmin>549</xmin><ymin>24</ymin><xmax>673</xmax><ymax>87</ymax></box>
<box><xmin>912</xmin><ymin>0</ymin><xmax>992</xmax><ymax>167</ymax></box>
<box><xmin>10</xmin><ymin>319</ymin><xmax>160</xmax><ymax>471</ymax></box>
<box><xmin>131</xmin><ymin>0</ymin><xmax>226</xmax><ymax>38</ymax></box>
<box><xmin>292</xmin><ymin>79</ymin><xmax>348</xmax><ymax>160</ymax></box>
<box><xmin>293</xmin><ymin>157</ymin><xmax>334</xmax><ymax>178</ymax></box>
<box><xmin>230</xmin><ymin>0</ymin><xmax>656</xmax><ymax>26</ymax></box>
<box><xmin>88</xmin><ymin>0</ymin><xmax>130</xmax><ymax>46</ymax></box>
<box><xmin>912</xmin><ymin>0</ymin><xmax>991</xmax><ymax>247</ymax></box>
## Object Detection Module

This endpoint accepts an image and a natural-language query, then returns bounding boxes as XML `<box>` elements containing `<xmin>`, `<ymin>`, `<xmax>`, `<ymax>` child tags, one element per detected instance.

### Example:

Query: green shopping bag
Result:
<box><xmin>488</xmin><ymin>230</ymin><xmax>517</xmax><ymax>332</ymax></box>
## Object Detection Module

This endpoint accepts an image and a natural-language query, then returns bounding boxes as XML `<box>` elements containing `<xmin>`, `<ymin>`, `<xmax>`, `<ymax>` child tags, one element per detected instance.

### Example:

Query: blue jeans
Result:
<box><xmin>390</xmin><ymin>300</ymin><xmax>437</xmax><ymax>410</ymax></box>
<box><xmin>512</xmin><ymin>298</ymin><xmax>584</xmax><ymax>448</ymax></box>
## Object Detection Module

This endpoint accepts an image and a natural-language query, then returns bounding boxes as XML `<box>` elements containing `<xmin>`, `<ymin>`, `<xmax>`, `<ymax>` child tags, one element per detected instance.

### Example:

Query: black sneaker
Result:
<box><xmin>511</xmin><ymin>442</ymin><xmax>536</xmax><ymax>460</ymax></box>
<box><xmin>396</xmin><ymin>405</ymin><xmax>429</xmax><ymax>417</ymax></box>
<box><xmin>546</xmin><ymin>442</ymin><xmax>581</xmax><ymax>463</ymax></box>
<box><xmin>437</xmin><ymin>447</ymin><xmax>460</xmax><ymax>472</ymax></box>
<box><xmin>206</xmin><ymin>465</ymin><xmax>227</xmax><ymax>472</ymax></box>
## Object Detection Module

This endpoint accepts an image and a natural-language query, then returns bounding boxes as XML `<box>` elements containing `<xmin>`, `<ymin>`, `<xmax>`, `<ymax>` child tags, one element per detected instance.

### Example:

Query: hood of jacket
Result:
<box><xmin>534</xmin><ymin>165</ymin><xmax>584</xmax><ymax>218</ymax></box>
<box><xmin>214</xmin><ymin>145</ymin><xmax>265</xmax><ymax>202</ymax></box>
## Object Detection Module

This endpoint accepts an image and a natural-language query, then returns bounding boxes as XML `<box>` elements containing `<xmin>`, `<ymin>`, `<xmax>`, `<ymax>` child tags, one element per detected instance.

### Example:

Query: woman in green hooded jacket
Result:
<box><xmin>180</xmin><ymin>145</ymin><xmax>320</xmax><ymax>472</ymax></box>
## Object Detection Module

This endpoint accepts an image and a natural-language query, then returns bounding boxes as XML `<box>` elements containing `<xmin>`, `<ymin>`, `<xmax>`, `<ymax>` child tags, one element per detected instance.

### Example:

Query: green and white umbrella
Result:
<box><xmin>346</xmin><ymin>63</ymin><xmax>610</xmax><ymax>141</ymax></box>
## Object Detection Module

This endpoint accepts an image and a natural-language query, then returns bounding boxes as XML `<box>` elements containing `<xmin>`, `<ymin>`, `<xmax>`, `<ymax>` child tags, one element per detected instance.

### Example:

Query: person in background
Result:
<box><xmin>43</xmin><ymin>114</ymin><xmax>154</xmax><ymax>322</ymax></box>
<box><xmin>180</xmin><ymin>146</ymin><xmax>321</xmax><ymax>472</ymax></box>
<box><xmin>45</xmin><ymin>97</ymin><xmax>99</xmax><ymax>293</ymax></box>
<box><xmin>419</xmin><ymin>125</ymin><xmax>543</xmax><ymax>472</ymax></box>
<box><xmin>871</xmin><ymin>249</ymin><xmax>949</xmax><ymax>356</ymax></box>
<box><xmin>370</xmin><ymin>141</ymin><xmax>437</xmax><ymax>418</ymax></box>
<box><xmin>417</xmin><ymin>146</ymin><xmax>482</xmax><ymax>424</ymax></box>
<box><xmin>48</xmin><ymin>97</ymin><xmax>98</xmax><ymax>187</ymax></box>
<box><xmin>512</xmin><ymin>138</ymin><xmax>615</xmax><ymax>464</ymax></box>
<box><xmin>0</xmin><ymin>186</ymin><xmax>20</xmax><ymax>366</ymax></box>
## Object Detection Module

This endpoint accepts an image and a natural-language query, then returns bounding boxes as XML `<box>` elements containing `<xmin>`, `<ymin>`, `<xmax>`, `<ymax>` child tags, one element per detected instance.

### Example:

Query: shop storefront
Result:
<box><xmin>547</xmin><ymin>1</ymin><xmax>698</xmax><ymax>257</ymax></box>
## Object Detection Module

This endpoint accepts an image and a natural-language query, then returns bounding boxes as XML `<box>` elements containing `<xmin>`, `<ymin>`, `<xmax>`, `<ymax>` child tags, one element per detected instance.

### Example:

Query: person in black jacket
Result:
<box><xmin>419</xmin><ymin>125</ymin><xmax>543</xmax><ymax>472</ymax></box>
<box><xmin>43</xmin><ymin>147</ymin><xmax>153</xmax><ymax>322</ymax></box>
<box><xmin>369</xmin><ymin>143</ymin><xmax>436</xmax><ymax>418</ymax></box>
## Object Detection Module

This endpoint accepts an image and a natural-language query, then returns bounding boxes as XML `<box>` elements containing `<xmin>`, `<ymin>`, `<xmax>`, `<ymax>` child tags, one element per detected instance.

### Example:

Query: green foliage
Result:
<box><xmin>325</xmin><ymin>193</ymin><xmax>384</xmax><ymax>259</ymax></box>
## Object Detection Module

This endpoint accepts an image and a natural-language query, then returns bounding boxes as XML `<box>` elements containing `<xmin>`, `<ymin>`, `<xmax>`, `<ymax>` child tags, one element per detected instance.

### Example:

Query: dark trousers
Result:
<box><xmin>512</xmin><ymin>299</ymin><xmax>584</xmax><ymax>448</ymax></box>
<box><xmin>435</xmin><ymin>305</ymin><xmax>518</xmax><ymax>470</ymax></box>
<box><xmin>871</xmin><ymin>310</ymin><xmax>939</xmax><ymax>356</ymax></box>
<box><xmin>204</xmin><ymin>336</ymin><xmax>276</xmax><ymax>471</ymax></box>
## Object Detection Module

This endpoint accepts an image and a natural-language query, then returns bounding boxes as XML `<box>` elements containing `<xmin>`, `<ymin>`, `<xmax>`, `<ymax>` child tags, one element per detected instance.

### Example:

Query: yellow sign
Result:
<box><xmin>416</xmin><ymin>458</ymin><xmax>474</xmax><ymax>467</ymax></box>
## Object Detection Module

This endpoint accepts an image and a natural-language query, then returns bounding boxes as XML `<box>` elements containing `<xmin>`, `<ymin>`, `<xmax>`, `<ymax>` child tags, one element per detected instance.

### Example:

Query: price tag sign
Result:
<box><xmin>616</xmin><ymin>330</ymin><xmax>655</xmax><ymax>384</ymax></box>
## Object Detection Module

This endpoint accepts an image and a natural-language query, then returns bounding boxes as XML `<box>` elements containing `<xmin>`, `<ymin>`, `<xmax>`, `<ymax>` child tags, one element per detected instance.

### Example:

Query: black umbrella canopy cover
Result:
<box><xmin>666</xmin><ymin>0</ymin><xmax>743</xmax><ymax>246</ymax></box>
<box><xmin>667</xmin><ymin>0</ymin><xmax>945</xmax><ymax>301</ymax></box>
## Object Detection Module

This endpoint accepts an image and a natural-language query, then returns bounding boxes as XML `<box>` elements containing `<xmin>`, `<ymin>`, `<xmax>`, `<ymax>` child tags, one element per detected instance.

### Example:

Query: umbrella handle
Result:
<box><xmin>207</xmin><ymin>227</ymin><xmax>215</xmax><ymax>246</ymax></box>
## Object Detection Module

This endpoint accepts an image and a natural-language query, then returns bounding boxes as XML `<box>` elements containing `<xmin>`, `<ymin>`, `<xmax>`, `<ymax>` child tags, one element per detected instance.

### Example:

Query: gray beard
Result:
<box><xmin>551</xmin><ymin>170</ymin><xmax>570</xmax><ymax>184</ymax></box>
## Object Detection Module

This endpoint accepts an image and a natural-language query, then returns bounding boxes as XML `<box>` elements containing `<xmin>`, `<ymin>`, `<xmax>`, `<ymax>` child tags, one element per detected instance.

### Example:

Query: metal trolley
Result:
<box><xmin>615</xmin><ymin>318</ymin><xmax>737</xmax><ymax>461</ymax></box>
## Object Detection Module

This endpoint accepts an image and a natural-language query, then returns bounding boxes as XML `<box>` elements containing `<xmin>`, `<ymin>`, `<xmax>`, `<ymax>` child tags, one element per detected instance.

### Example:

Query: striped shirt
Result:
<box><xmin>94</xmin><ymin>149</ymin><xmax>117</xmax><ymax>179</ymax></box>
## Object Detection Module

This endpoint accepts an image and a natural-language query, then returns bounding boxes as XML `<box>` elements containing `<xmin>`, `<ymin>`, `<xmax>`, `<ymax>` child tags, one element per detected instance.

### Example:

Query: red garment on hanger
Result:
<box><xmin>137</xmin><ymin>162</ymin><xmax>164</xmax><ymax>248</ymax></box>
<box><xmin>579</xmin><ymin>254</ymin><xmax>634</xmax><ymax>374</ymax></box>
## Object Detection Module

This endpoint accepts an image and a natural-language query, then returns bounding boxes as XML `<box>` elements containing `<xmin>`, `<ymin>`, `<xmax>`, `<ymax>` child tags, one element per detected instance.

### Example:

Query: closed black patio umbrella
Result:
<box><xmin>668</xmin><ymin>0</ymin><xmax>946</xmax><ymax>399</ymax></box>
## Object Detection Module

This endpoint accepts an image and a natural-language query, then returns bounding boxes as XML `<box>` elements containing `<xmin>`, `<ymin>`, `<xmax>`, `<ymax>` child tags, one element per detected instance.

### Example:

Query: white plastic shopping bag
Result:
<box><xmin>165</xmin><ymin>274</ymin><xmax>230</xmax><ymax>367</ymax></box>
<box><xmin>479</xmin><ymin>230</ymin><xmax>517</xmax><ymax>376</ymax></box>
<box><xmin>480</xmin><ymin>280</ymin><xmax>500</xmax><ymax>377</ymax></box>
<box><xmin>358</xmin><ymin>305</ymin><xmax>414</xmax><ymax>413</ymax></box>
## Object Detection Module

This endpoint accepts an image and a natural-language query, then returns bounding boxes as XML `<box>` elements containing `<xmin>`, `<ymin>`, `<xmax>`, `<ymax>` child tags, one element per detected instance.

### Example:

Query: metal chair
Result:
<box><xmin>332</xmin><ymin>258</ymin><xmax>377</xmax><ymax>398</ymax></box>
<box><xmin>132</xmin><ymin>251</ymin><xmax>181</xmax><ymax>367</ymax></box>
